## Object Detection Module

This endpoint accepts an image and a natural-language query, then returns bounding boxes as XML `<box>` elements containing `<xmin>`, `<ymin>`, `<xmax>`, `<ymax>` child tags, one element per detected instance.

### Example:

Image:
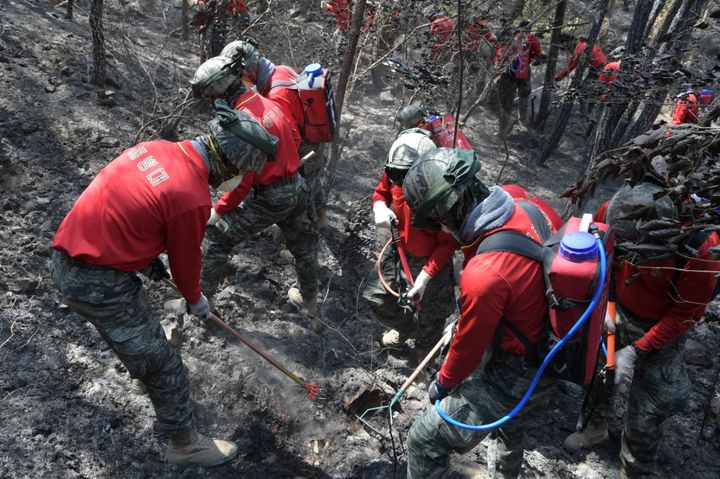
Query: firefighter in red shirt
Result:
<box><xmin>563</xmin><ymin>182</ymin><xmax>720</xmax><ymax>478</ymax></box>
<box><xmin>555</xmin><ymin>34</ymin><xmax>609</xmax><ymax>82</ymax></box>
<box><xmin>671</xmin><ymin>87</ymin><xmax>701</xmax><ymax>125</ymax></box>
<box><xmin>494</xmin><ymin>20</ymin><xmax>543</xmax><ymax>134</ymax></box>
<box><xmin>220</xmin><ymin>39</ymin><xmax>329</xmax><ymax>226</ymax></box>
<box><xmin>362</xmin><ymin>129</ymin><xmax>458</xmax><ymax>362</ymax></box>
<box><xmin>396</xmin><ymin>105</ymin><xmax>474</xmax><ymax>150</ymax></box>
<box><xmin>427</xmin><ymin>10</ymin><xmax>453</xmax><ymax>59</ymax></box>
<box><xmin>191</xmin><ymin>55</ymin><xmax>320</xmax><ymax>314</ymax></box>
<box><xmin>401</xmin><ymin>148</ymin><xmax>562</xmax><ymax>478</ymax></box>
<box><xmin>49</xmin><ymin>110</ymin><xmax>272</xmax><ymax>466</ymax></box>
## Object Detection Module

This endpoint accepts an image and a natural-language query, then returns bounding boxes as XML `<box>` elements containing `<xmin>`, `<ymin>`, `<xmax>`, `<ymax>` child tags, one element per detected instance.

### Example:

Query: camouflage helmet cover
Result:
<box><xmin>208</xmin><ymin>110</ymin><xmax>269</xmax><ymax>174</ymax></box>
<box><xmin>396</xmin><ymin>105</ymin><xmax>428</xmax><ymax>130</ymax></box>
<box><xmin>403</xmin><ymin>147</ymin><xmax>480</xmax><ymax>227</ymax></box>
<box><xmin>220</xmin><ymin>39</ymin><xmax>263</xmax><ymax>77</ymax></box>
<box><xmin>386</xmin><ymin>128</ymin><xmax>437</xmax><ymax>170</ymax></box>
<box><xmin>606</xmin><ymin>182</ymin><xmax>678</xmax><ymax>241</ymax></box>
<box><xmin>190</xmin><ymin>56</ymin><xmax>240</xmax><ymax>99</ymax></box>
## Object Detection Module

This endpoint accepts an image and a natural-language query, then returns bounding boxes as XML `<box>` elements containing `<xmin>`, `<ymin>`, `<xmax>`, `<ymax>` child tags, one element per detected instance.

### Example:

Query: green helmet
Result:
<box><xmin>190</xmin><ymin>56</ymin><xmax>243</xmax><ymax>99</ymax></box>
<box><xmin>606</xmin><ymin>182</ymin><xmax>677</xmax><ymax>242</ymax></box>
<box><xmin>403</xmin><ymin>147</ymin><xmax>482</xmax><ymax>229</ymax></box>
<box><xmin>396</xmin><ymin>105</ymin><xmax>428</xmax><ymax>130</ymax></box>
<box><xmin>220</xmin><ymin>38</ymin><xmax>263</xmax><ymax>78</ymax></box>
<box><xmin>386</xmin><ymin>129</ymin><xmax>436</xmax><ymax>170</ymax></box>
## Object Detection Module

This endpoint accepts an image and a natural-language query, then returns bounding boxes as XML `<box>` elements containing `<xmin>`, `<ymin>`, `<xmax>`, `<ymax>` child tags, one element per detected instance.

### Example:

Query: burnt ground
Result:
<box><xmin>1</xmin><ymin>1</ymin><xmax>719</xmax><ymax>478</ymax></box>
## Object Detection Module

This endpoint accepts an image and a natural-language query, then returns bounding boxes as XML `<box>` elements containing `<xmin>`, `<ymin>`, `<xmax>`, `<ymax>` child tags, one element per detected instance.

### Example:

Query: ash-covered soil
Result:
<box><xmin>1</xmin><ymin>1</ymin><xmax>719</xmax><ymax>478</ymax></box>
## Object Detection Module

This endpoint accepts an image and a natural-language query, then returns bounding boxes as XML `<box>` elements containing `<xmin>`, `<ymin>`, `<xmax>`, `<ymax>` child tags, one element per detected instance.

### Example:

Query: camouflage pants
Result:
<box><xmin>299</xmin><ymin>142</ymin><xmax>327</xmax><ymax>214</ymax></box>
<box><xmin>407</xmin><ymin>354</ymin><xmax>557</xmax><ymax>479</ymax></box>
<box><xmin>362</xmin><ymin>246</ymin><xmax>456</xmax><ymax>357</ymax></box>
<box><xmin>581</xmin><ymin>307</ymin><xmax>690</xmax><ymax>477</ymax></box>
<box><xmin>202</xmin><ymin>173</ymin><xmax>319</xmax><ymax>301</ymax></box>
<box><xmin>496</xmin><ymin>73</ymin><xmax>532</xmax><ymax>133</ymax></box>
<box><xmin>49</xmin><ymin>250</ymin><xmax>192</xmax><ymax>437</ymax></box>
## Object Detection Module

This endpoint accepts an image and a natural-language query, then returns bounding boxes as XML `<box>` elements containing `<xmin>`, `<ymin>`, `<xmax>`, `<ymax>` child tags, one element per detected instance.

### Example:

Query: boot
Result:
<box><xmin>381</xmin><ymin>330</ymin><xmax>409</xmax><ymax>347</ymax></box>
<box><xmin>165</xmin><ymin>429</ymin><xmax>238</xmax><ymax>466</ymax></box>
<box><xmin>315</xmin><ymin>207</ymin><xmax>328</xmax><ymax>229</ymax></box>
<box><xmin>130</xmin><ymin>378</ymin><xmax>147</xmax><ymax>395</ymax></box>
<box><xmin>563</xmin><ymin>421</ymin><xmax>609</xmax><ymax>452</ymax></box>
<box><xmin>288</xmin><ymin>287</ymin><xmax>317</xmax><ymax>315</ymax></box>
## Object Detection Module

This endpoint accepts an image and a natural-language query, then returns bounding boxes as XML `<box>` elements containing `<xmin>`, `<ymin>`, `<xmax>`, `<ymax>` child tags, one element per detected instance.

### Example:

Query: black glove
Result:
<box><xmin>141</xmin><ymin>257</ymin><xmax>170</xmax><ymax>282</ymax></box>
<box><xmin>428</xmin><ymin>378</ymin><xmax>451</xmax><ymax>404</ymax></box>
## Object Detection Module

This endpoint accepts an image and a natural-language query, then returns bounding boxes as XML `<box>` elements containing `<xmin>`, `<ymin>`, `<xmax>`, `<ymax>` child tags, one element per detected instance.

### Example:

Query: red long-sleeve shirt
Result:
<box><xmin>214</xmin><ymin>90</ymin><xmax>302</xmax><ymax>215</ymax></box>
<box><xmin>440</xmin><ymin>200</ymin><xmax>556</xmax><ymax>388</ymax></box>
<box><xmin>462</xmin><ymin>18</ymin><xmax>495</xmax><ymax>54</ymax></box>
<box><xmin>53</xmin><ymin>140</ymin><xmax>211</xmax><ymax>303</ymax></box>
<box><xmin>595</xmin><ymin>203</ymin><xmax>720</xmax><ymax>351</ymax></box>
<box><xmin>429</xmin><ymin>16</ymin><xmax>453</xmax><ymax>56</ymax></box>
<box><xmin>321</xmin><ymin>0</ymin><xmax>350</xmax><ymax>31</ymax></box>
<box><xmin>372</xmin><ymin>173</ymin><xmax>458</xmax><ymax>277</ymax></box>
<box><xmin>260</xmin><ymin>65</ymin><xmax>306</xmax><ymax>134</ymax></box>
<box><xmin>494</xmin><ymin>33</ymin><xmax>541</xmax><ymax>81</ymax></box>
<box><xmin>419</xmin><ymin>114</ymin><xmax>474</xmax><ymax>150</ymax></box>
<box><xmin>671</xmin><ymin>93</ymin><xmax>699</xmax><ymax>125</ymax></box>
<box><xmin>502</xmin><ymin>184</ymin><xmax>564</xmax><ymax>230</ymax></box>
<box><xmin>555</xmin><ymin>41</ymin><xmax>607</xmax><ymax>81</ymax></box>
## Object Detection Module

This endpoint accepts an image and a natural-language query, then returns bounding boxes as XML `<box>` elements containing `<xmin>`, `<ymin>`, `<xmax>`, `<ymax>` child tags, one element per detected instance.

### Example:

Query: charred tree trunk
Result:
<box><xmin>324</xmin><ymin>0</ymin><xmax>367</xmax><ymax>197</ymax></box>
<box><xmin>66</xmin><ymin>0</ymin><xmax>74</xmax><ymax>20</ymax></box>
<box><xmin>90</xmin><ymin>0</ymin><xmax>105</xmax><ymax>86</ymax></box>
<box><xmin>182</xmin><ymin>0</ymin><xmax>189</xmax><ymax>41</ymax></box>
<box><xmin>626</xmin><ymin>0</ymin><xmax>708</xmax><ymax>138</ymax></box>
<box><xmin>644</xmin><ymin>0</ymin><xmax>666</xmax><ymax>37</ymax></box>
<box><xmin>534</xmin><ymin>0</ymin><xmax>609</xmax><ymax>166</ymax></box>
<box><xmin>534</xmin><ymin>0</ymin><xmax>566</xmax><ymax>130</ymax></box>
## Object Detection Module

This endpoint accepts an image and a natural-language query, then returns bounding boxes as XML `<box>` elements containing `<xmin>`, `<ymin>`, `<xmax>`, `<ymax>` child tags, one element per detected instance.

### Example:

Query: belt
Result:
<box><xmin>253</xmin><ymin>172</ymin><xmax>299</xmax><ymax>192</ymax></box>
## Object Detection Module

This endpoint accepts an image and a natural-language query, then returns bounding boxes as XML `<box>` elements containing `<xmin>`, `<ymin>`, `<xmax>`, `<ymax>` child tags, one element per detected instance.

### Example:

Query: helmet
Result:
<box><xmin>190</xmin><ymin>56</ymin><xmax>242</xmax><ymax>99</ymax></box>
<box><xmin>386</xmin><ymin>129</ymin><xmax>436</xmax><ymax>170</ymax></box>
<box><xmin>208</xmin><ymin>110</ymin><xmax>270</xmax><ymax>174</ymax></box>
<box><xmin>606</xmin><ymin>182</ymin><xmax>677</xmax><ymax>242</ymax></box>
<box><xmin>220</xmin><ymin>39</ymin><xmax>263</xmax><ymax>78</ymax></box>
<box><xmin>608</xmin><ymin>46</ymin><xmax>625</xmax><ymax>60</ymax></box>
<box><xmin>396</xmin><ymin>105</ymin><xmax>428</xmax><ymax>130</ymax></box>
<box><xmin>403</xmin><ymin>147</ymin><xmax>482</xmax><ymax>229</ymax></box>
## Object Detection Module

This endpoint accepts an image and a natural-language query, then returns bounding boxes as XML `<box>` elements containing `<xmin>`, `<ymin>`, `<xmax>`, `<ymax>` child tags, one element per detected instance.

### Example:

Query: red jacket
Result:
<box><xmin>595</xmin><ymin>203</ymin><xmax>720</xmax><ymax>351</ymax></box>
<box><xmin>372</xmin><ymin>173</ymin><xmax>458</xmax><ymax>277</ymax></box>
<box><xmin>53</xmin><ymin>140</ymin><xmax>211</xmax><ymax>303</ymax></box>
<box><xmin>502</xmin><ymin>184</ymin><xmax>564</xmax><ymax>230</ymax></box>
<box><xmin>440</xmin><ymin>198</ymin><xmax>558</xmax><ymax>388</ymax></box>
<box><xmin>495</xmin><ymin>33</ymin><xmax>541</xmax><ymax>81</ymax></box>
<box><xmin>214</xmin><ymin>90</ymin><xmax>302</xmax><ymax>215</ymax></box>
<box><xmin>598</xmin><ymin>61</ymin><xmax>620</xmax><ymax>84</ymax></box>
<box><xmin>429</xmin><ymin>16</ymin><xmax>453</xmax><ymax>56</ymax></box>
<box><xmin>321</xmin><ymin>0</ymin><xmax>350</xmax><ymax>31</ymax></box>
<box><xmin>260</xmin><ymin>65</ymin><xmax>306</xmax><ymax>134</ymax></box>
<box><xmin>671</xmin><ymin>93</ymin><xmax>699</xmax><ymax>125</ymax></box>
<box><xmin>555</xmin><ymin>41</ymin><xmax>608</xmax><ymax>81</ymax></box>
<box><xmin>462</xmin><ymin>18</ymin><xmax>495</xmax><ymax>54</ymax></box>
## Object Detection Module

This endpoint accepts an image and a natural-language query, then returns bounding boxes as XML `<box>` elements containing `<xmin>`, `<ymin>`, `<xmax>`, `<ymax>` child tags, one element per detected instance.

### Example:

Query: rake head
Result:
<box><xmin>302</xmin><ymin>382</ymin><xmax>319</xmax><ymax>401</ymax></box>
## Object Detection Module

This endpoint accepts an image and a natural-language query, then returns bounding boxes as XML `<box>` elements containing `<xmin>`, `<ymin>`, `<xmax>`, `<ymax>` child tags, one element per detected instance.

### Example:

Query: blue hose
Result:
<box><xmin>601</xmin><ymin>341</ymin><xmax>608</xmax><ymax>358</ymax></box>
<box><xmin>434</xmin><ymin>237</ymin><xmax>607</xmax><ymax>430</ymax></box>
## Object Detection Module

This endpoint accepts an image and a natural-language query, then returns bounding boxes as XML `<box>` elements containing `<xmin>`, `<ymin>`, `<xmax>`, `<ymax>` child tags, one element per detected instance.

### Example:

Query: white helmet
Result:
<box><xmin>386</xmin><ymin>128</ymin><xmax>437</xmax><ymax>170</ymax></box>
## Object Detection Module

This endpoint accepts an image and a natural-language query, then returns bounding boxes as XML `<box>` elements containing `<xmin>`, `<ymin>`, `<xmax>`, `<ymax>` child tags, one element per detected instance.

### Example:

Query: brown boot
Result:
<box><xmin>563</xmin><ymin>421</ymin><xmax>609</xmax><ymax>452</ymax></box>
<box><xmin>165</xmin><ymin>429</ymin><xmax>238</xmax><ymax>467</ymax></box>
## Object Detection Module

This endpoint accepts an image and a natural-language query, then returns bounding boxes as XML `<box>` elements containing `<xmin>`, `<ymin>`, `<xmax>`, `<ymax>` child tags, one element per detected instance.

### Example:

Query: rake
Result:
<box><xmin>162</xmin><ymin>278</ymin><xmax>318</xmax><ymax>400</ymax></box>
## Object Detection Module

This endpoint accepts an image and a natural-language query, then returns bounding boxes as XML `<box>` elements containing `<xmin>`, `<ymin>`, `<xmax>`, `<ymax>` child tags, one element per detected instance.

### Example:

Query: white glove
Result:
<box><xmin>176</xmin><ymin>294</ymin><xmax>211</xmax><ymax>319</ymax></box>
<box><xmin>604</xmin><ymin>309</ymin><xmax>617</xmax><ymax>333</ymax></box>
<box><xmin>441</xmin><ymin>321</ymin><xmax>456</xmax><ymax>349</ymax></box>
<box><xmin>407</xmin><ymin>270</ymin><xmax>432</xmax><ymax>300</ymax></box>
<box><xmin>207</xmin><ymin>208</ymin><xmax>221</xmax><ymax>226</ymax></box>
<box><xmin>372</xmin><ymin>201</ymin><xmax>397</xmax><ymax>229</ymax></box>
<box><xmin>615</xmin><ymin>345</ymin><xmax>639</xmax><ymax>385</ymax></box>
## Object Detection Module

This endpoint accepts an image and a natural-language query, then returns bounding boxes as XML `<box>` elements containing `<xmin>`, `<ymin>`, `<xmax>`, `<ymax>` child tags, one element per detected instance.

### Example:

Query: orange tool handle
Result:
<box><xmin>606</xmin><ymin>301</ymin><xmax>616</xmax><ymax>369</ymax></box>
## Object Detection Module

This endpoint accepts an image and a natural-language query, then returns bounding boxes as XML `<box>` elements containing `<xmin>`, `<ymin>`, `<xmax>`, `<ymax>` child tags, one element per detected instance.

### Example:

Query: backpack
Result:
<box><xmin>477</xmin><ymin>201</ymin><xmax>615</xmax><ymax>385</ymax></box>
<box><xmin>270</xmin><ymin>64</ymin><xmax>338</xmax><ymax>144</ymax></box>
<box><xmin>425</xmin><ymin>113</ymin><xmax>473</xmax><ymax>150</ymax></box>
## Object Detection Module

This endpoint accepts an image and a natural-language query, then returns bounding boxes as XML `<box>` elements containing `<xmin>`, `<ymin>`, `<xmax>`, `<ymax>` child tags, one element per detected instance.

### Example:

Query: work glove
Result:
<box><xmin>615</xmin><ymin>344</ymin><xmax>641</xmax><ymax>385</ymax></box>
<box><xmin>141</xmin><ymin>257</ymin><xmax>170</xmax><ymax>282</ymax></box>
<box><xmin>428</xmin><ymin>378</ymin><xmax>451</xmax><ymax>404</ymax></box>
<box><xmin>176</xmin><ymin>294</ymin><xmax>212</xmax><ymax>320</ymax></box>
<box><xmin>604</xmin><ymin>309</ymin><xmax>621</xmax><ymax>333</ymax></box>
<box><xmin>207</xmin><ymin>208</ymin><xmax>221</xmax><ymax>226</ymax></box>
<box><xmin>406</xmin><ymin>270</ymin><xmax>432</xmax><ymax>301</ymax></box>
<box><xmin>440</xmin><ymin>321</ymin><xmax>456</xmax><ymax>350</ymax></box>
<box><xmin>372</xmin><ymin>201</ymin><xmax>397</xmax><ymax>229</ymax></box>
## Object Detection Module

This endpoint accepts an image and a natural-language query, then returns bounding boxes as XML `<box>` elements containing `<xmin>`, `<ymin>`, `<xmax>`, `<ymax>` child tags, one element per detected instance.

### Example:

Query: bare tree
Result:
<box><xmin>67</xmin><ymin>0</ymin><xmax>74</xmax><ymax>20</ymax></box>
<box><xmin>534</xmin><ymin>0</ymin><xmax>567</xmax><ymax>129</ymax></box>
<box><xmin>534</xmin><ymin>0</ymin><xmax>610</xmax><ymax>166</ymax></box>
<box><xmin>182</xmin><ymin>0</ymin><xmax>189</xmax><ymax>41</ymax></box>
<box><xmin>90</xmin><ymin>0</ymin><xmax>106</xmax><ymax>86</ymax></box>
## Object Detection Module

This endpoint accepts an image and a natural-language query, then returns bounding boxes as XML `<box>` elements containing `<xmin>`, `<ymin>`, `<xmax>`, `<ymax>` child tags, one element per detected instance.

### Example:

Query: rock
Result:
<box><xmin>683</xmin><ymin>338</ymin><xmax>714</xmax><ymax>367</ymax></box>
<box><xmin>60</xmin><ymin>66</ymin><xmax>73</xmax><ymax>76</ymax></box>
<box><xmin>99</xmin><ymin>137</ymin><xmax>120</xmax><ymax>148</ymax></box>
<box><xmin>7</xmin><ymin>278</ymin><xmax>39</xmax><ymax>294</ymax></box>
